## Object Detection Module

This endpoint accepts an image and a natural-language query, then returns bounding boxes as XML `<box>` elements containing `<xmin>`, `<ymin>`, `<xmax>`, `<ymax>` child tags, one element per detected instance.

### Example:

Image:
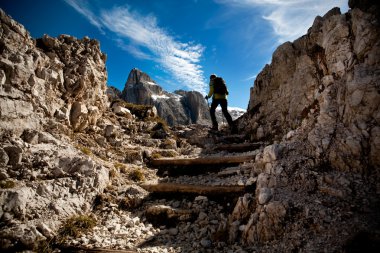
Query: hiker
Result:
<box><xmin>205</xmin><ymin>74</ymin><xmax>237</xmax><ymax>133</ymax></box>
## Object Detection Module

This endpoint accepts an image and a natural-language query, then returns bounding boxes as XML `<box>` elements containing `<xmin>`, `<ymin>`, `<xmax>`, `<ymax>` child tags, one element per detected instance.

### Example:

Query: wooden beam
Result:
<box><xmin>150</xmin><ymin>155</ymin><xmax>255</xmax><ymax>167</ymax></box>
<box><xmin>141</xmin><ymin>182</ymin><xmax>246</xmax><ymax>195</ymax></box>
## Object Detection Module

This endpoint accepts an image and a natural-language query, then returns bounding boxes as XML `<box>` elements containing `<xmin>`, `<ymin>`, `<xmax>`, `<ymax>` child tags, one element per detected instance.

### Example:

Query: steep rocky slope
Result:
<box><xmin>234</xmin><ymin>0</ymin><xmax>380</xmax><ymax>250</ymax></box>
<box><xmin>0</xmin><ymin>9</ymin><xmax>194</xmax><ymax>252</ymax></box>
<box><xmin>242</xmin><ymin>1</ymin><xmax>379</xmax><ymax>173</ymax></box>
<box><xmin>120</xmin><ymin>68</ymin><xmax>211</xmax><ymax>126</ymax></box>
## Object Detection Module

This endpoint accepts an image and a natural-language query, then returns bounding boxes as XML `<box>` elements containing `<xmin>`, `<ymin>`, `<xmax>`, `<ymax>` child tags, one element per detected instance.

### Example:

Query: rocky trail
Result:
<box><xmin>60</xmin><ymin>126</ymin><xmax>265</xmax><ymax>253</ymax></box>
<box><xmin>132</xmin><ymin>128</ymin><xmax>264</xmax><ymax>252</ymax></box>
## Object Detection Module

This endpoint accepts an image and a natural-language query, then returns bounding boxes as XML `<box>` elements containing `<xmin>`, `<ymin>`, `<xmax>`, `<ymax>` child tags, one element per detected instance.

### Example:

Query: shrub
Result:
<box><xmin>58</xmin><ymin>215</ymin><xmax>96</xmax><ymax>239</ymax></box>
<box><xmin>77</xmin><ymin>145</ymin><xmax>92</xmax><ymax>156</ymax></box>
<box><xmin>119</xmin><ymin>195</ymin><xmax>141</xmax><ymax>210</ymax></box>
<box><xmin>33</xmin><ymin>239</ymin><xmax>54</xmax><ymax>253</ymax></box>
<box><xmin>0</xmin><ymin>180</ymin><xmax>16</xmax><ymax>189</ymax></box>
<box><xmin>128</xmin><ymin>168</ymin><xmax>145</xmax><ymax>182</ymax></box>
<box><xmin>151</xmin><ymin>152</ymin><xmax>162</xmax><ymax>159</ymax></box>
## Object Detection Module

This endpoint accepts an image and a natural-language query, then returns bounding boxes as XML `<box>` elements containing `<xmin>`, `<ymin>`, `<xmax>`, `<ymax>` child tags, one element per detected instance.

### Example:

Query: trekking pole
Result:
<box><xmin>205</xmin><ymin>96</ymin><xmax>210</xmax><ymax>110</ymax></box>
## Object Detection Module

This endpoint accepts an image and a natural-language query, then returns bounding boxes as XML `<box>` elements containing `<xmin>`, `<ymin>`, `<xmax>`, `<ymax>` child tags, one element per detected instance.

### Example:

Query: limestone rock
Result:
<box><xmin>0</xmin><ymin>9</ymin><xmax>108</xmax><ymax>134</ymax></box>
<box><xmin>241</xmin><ymin>3</ymin><xmax>380</xmax><ymax>173</ymax></box>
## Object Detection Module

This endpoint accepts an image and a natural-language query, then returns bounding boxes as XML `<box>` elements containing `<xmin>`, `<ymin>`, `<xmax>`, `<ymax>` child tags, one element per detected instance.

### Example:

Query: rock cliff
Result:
<box><xmin>120</xmin><ymin>68</ymin><xmax>211</xmax><ymax>126</ymax></box>
<box><xmin>0</xmin><ymin>12</ymin><xmax>109</xmax><ymax>134</ymax></box>
<box><xmin>0</xmin><ymin>8</ymin><xmax>111</xmax><ymax>248</ymax></box>
<box><xmin>234</xmin><ymin>0</ymin><xmax>380</xmax><ymax>249</ymax></box>
<box><xmin>242</xmin><ymin>1</ymin><xmax>379</xmax><ymax>173</ymax></box>
<box><xmin>0</xmin><ymin>9</ymin><xmax>176</xmax><ymax>251</ymax></box>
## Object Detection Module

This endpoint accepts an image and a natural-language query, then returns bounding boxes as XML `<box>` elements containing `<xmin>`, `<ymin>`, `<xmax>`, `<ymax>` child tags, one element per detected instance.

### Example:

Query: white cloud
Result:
<box><xmin>64</xmin><ymin>1</ymin><xmax>207</xmax><ymax>93</ymax></box>
<box><xmin>64</xmin><ymin>0</ymin><xmax>104</xmax><ymax>33</ymax></box>
<box><xmin>216</xmin><ymin>0</ymin><xmax>348</xmax><ymax>43</ymax></box>
<box><xmin>243</xmin><ymin>74</ymin><xmax>257</xmax><ymax>81</ymax></box>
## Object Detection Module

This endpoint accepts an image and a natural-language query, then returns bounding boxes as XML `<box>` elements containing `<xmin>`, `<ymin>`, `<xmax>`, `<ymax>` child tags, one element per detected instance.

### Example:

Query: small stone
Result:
<box><xmin>172</xmin><ymin>201</ymin><xmax>181</xmax><ymax>208</ymax></box>
<box><xmin>194</xmin><ymin>196</ymin><xmax>208</xmax><ymax>202</ymax></box>
<box><xmin>3</xmin><ymin>145</ymin><xmax>22</xmax><ymax>166</ymax></box>
<box><xmin>258</xmin><ymin>187</ymin><xmax>272</xmax><ymax>205</ymax></box>
<box><xmin>132</xmin><ymin>217</ymin><xmax>140</xmax><ymax>225</ymax></box>
<box><xmin>135</xmin><ymin>229</ymin><xmax>142</xmax><ymax>237</ymax></box>
<box><xmin>168</xmin><ymin>228</ymin><xmax>178</xmax><ymax>235</ymax></box>
<box><xmin>0</xmin><ymin>169</ymin><xmax>9</xmax><ymax>180</ymax></box>
<box><xmin>198</xmin><ymin>212</ymin><xmax>207</xmax><ymax>221</ymax></box>
<box><xmin>0</xmin><ymin>148</ymin><xmax>9</xmax><ymax>165</ymax></box>
<box><xmin>200</xmin><ymin>238</ymin><xmax>212</xmax><ymax>248</ymax></box>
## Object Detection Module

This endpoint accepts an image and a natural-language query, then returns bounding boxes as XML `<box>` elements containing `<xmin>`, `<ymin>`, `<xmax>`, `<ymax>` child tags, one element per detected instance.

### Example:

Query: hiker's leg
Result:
<box><xmin>210</xmin><ymin>99</ymin><xmax>219</xmax><ymax>129</ymax></box>
<box><xmin>221</xmin><ymin>99</ymin><xmax>233</xmax><ymax>127</ymax></box>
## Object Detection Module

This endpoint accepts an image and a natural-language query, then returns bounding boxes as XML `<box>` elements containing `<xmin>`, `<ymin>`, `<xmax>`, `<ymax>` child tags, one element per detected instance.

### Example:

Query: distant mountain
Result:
<box><xmin>216</xmin><ymin>106</ymin><xmax>246</xmax><ymax>121</ymax></box>
<box><xmin>119</xmin><ymin>68</ymin><xmax>211</xmax><ymax>126</ymax></box>
<box><xmin>106</xmin><ymin>85</ymin><xmax>121</xmax><ymax>100</ymax></box>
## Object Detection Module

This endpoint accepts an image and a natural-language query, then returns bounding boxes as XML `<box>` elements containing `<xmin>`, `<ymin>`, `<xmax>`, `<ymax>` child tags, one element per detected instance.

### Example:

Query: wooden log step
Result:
<box><xmin>149</xmin><ymin>155</ymin><xmax>255</xmax><ymax>176</ymax></box>
<box><xmin>213</xmin><ymin>142</ymin><xmax>262</xmax><ymax>152</ymax></box>
<box><xmin>150</xmin><ymin>155</ymin><xmax>255</xmax><ymax>176</ymax></box>
<box><xmin>150</xmin><ymin>155</ymin><xmax>255</xmax><ymax>167</ymax></box>
<box><xmin>141</xmin><ymin>182</ymin><xmax>247</xmax><ymax>196</ymax></box>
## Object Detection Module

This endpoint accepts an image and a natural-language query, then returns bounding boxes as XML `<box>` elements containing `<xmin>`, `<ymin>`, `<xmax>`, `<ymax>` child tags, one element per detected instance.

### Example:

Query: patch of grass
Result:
<box><xmin>150</xmin><ymin>117</ymin><xmax>170</xmax><ymax>132</ymax></box>
<box><xmin>115</xmin><ymin>162</ymin><xmax>128</xmax><ymax>173</ymax></box>
<box><xmin>128</xmin><ymin>168</ymin><xmax>145</xmax><ymax>182</ymax></box>
<box><xmin>99</xmin><ymin>155</ymin><xmax>108</xmax><ymax>161</ymax></box>
<box><xmin>0</xmin><ymin>180</ymin><xmax>16</xmax><ymax>189</ymax></box>
<box><xmin>58</xmin><ymin>215</ymin><xmax>96</xmax><ymax>240</ymax></box>
<box><xmin>77</xmin><ymin>145</ymin><xmax>92</xmax><ymax>156</ymax></box>
<box><xmin>33</xmin><ymin>238</ymin><xmax>54</xmax><ymax>253</ymax></box>
<box><xmin>151</xmin><ymin>152</ymin><xmax>162</xmax><ymax>159</ymax></box>
<box><xmin>159</xmin><ymin>150</ymin><xmax>178</xmax><ymax>157</ymax></box>
<box><xmin>93</xmin><ymin>193</ymin><xmax>116</xmax><ymax>210</ymax></box>
<box><xmin>114</xmin><ymin>162</ymin><xmax>125</xmax><ymax>169</ymax></box>
<box><xmin>119</xmin><ymin>195</ymin><xmax>141</xmax><ymax>210</ymax></box>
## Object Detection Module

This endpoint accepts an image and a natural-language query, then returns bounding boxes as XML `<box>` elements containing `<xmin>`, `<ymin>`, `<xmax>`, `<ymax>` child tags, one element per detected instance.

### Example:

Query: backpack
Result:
<box><xmin>213</xmin><ymin>77</ymin><xmax>228</xmax><ymax>95</ymax></box>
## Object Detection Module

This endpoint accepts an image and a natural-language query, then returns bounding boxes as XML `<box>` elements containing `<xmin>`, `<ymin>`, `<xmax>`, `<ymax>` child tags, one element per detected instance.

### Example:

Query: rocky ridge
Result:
<box><xmin>120</xmin><ymin>68</ymin><xmax>211</xmax><ymax>126</ymax></box>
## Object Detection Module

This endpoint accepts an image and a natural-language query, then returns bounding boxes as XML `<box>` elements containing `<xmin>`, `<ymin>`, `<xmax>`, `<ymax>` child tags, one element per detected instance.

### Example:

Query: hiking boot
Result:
<box><xmin>231</xmin><ymin>125</ymin><xmax>238</xmax><ymax>134</ymax></box>
<box><xmin>211</xmin><ymin>125</ymin><xmax>218</xmax><ymax>131</ymax></box>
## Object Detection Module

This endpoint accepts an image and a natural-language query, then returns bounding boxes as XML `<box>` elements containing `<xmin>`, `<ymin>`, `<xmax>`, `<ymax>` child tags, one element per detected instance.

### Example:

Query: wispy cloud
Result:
<box><xmin>64</xmin><ymin>0</ymin><xmax>104</xmax><ymax>33</ymax></box>
<box><xmin>243</xmin><ymin>74</ymin><xmax>257</xmax><ymax>81</ymax></box>
<box><xmin>64</xmin><ymin>0</ymin><xmax>207</xmax><ymax>93</ymax></box>
<box><xmin>215</xmin><ymin>0</ymin><xmax>348</xmax><ymax>43</ymax></box>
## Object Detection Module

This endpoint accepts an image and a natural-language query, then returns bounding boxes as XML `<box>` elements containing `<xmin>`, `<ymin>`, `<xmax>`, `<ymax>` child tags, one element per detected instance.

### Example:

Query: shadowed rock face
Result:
<box><xmin>0</xmin><ymin>9</ymin><xmax>109</xmax><ymax>134</ymax></box>
<box><xmin>231</xmin><ymin>2</ymin><xmax>380</xmax><ymax>249</ymax></box>
<box><xmin>120</xmin><ymin>68</ymin><xmax>211</xmax><ymax>126</ymax></box>
<box><xmin>241</xmin><ymin>3</ymin><xmax>380</xmax><ymax>173</ymax></box>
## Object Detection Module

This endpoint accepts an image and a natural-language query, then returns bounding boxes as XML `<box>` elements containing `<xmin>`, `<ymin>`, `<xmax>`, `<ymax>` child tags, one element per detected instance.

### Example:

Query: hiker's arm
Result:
<box><xmin>207</xmin><ymin>81</ymin><xmax>214</xmax><ymax>98</ymax></box>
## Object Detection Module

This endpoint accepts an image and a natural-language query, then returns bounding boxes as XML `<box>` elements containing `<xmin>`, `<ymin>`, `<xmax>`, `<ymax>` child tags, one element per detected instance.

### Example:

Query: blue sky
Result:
<box><xmin>1</xmin><ymin>0</ymin><xmax>348</xmax><ymax>110</ymax></box>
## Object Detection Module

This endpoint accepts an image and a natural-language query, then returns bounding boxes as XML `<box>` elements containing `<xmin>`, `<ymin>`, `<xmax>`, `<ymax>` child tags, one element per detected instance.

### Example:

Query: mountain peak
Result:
<box><xmin>126</xmin><ymin>68</ymin><xmax>156</xmax><ymax>86</ymax></box>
